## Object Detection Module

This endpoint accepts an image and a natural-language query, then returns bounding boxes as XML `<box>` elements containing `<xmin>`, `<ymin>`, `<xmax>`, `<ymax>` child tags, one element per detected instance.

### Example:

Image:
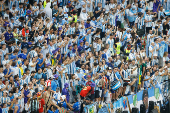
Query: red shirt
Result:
<box><xmin>39</xmin><ymin>98</ymin><xmax>45</xmax><ymax>113</ymax></box>
<box><xmin>80</xmin><ymin>86</ymin><xmax>91</xmax><ymax>97</ymax></box>
<box><xmin>22</xmin><ymin>28</ymin><xmax>29</xmax><ymax>37</ymax></box>
<box><xmin>86</xmin><ymin>81</ymin><xmax>94</xmax><ymax>94</ymax></box>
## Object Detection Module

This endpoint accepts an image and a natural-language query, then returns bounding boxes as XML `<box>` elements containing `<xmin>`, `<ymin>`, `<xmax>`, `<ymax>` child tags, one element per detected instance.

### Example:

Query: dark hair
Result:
<box><xmin>31</xmin><ymin>71</ymin><xmax>36</xmax><ymax>74</ymax></box>
<box><xmin>73</xmin><ymin>43</ymin><xmax>77</xmax><ymax>47</ymax></box>
<box><xmin>14</xmin><ymin>75</ymin><xmax>19</xmax><ymax>79</ymax></box>
<box><xmin>160</xmin><ymin>16</ymin><xmax>164</xmax><ymax>20</ymax></box>
<box><xmin>2</xmin><ymin>103</ymin><xmax>6</xmax><ymax>107</ymax></box>
<box><xmin>46</xmin><ymin>53</ymin><xmax>50</xmax><ymax>58</ymax></box>
<box><xmin>11</xmin><ymin>61</ymin><xmax>16</xmax><ymax>66</ymax></box>
<box><xmin>23</xmin><ymin>84</ymin><xmax>27</xmax><ymax>88</ymax></box>
<box><xmin>87</xmin><ymin>19</ymin><xmax>91</xmax><ymax>21</ymax></box>
<box><xmin>13</xmin><ymin>49</ymin><xmax>19</xmax><ymax>53</ymax></box>
<box><xmin>74</xmin><ymin>97</ymin><xmax>78</xmax><ymax>102</ymax></box>
<box><xmin>17</xmin><ymin>41</ymin><xmax>21</xmax><ymax>45</ymax></box>
<box><xmin>13</xmin><ymin>87</ymin><xmax>18</xmax><ymax>93</ymax></box>
<box><xmin>25</xmin><ymin>68</ymin><xmax>30</xmax><ymax>72</ymax></box>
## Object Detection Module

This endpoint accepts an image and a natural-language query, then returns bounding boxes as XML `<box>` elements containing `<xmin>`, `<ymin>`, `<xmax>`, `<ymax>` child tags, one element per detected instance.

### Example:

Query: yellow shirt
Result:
<box><xmin>116</xmin><ymin>42</ymin><xmax>121</xmax><ymax>54</ymax></box>
<box><xmin>73</xmin><ymin>15</ymin><xmax>77</xmax><ymax>23</ymax></box>
<box><xmin>19</xmin><ymin>67</ymin><xmax>23</xmax><ymax>76</ymax></box>
<box><xmin>43</xmin><ymin>0</ymin><xmax>47</xmax><ymax>8</ymax></box>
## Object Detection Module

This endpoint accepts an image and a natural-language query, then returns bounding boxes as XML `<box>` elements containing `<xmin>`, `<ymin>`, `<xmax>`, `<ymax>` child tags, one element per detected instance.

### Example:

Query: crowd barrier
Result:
<box><xmin>84</xmin><ymin>87</ymin><xmax>168</xmax><ymax>113</ymax></box>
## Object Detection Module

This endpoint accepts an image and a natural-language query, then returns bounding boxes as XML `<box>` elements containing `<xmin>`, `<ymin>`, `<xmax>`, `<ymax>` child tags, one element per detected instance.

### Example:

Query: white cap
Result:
<box><xmin>60</xmin><ymin>95</ymin><xmax>66</xmax><ymax>100</ymax></box>
<box><xmin>108</xmin><ymin>67</ymin><xmax>112</xmax><ymax>70</ymax></box>
<box><xmin>3</xmin><ymin>90</ymin><xmax>8</xmax><ymax>94</ymax></box>
<box><xmin>153</xmin><ymin>54</ymin><xmax>157</xmax><ymax>56</ymax></box>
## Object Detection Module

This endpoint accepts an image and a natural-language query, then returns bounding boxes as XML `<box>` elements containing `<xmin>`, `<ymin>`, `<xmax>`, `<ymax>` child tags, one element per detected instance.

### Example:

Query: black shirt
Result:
<box><xmin>21</xmin><ymin>42</ymin><xmax>29</xmax><ymax>50</ymax></box>
<box><xmin>30</xmin><ymin>98</ymin><xmax>39</xmax><ymax>113</ymax></box>
<box><xmin>163</xmin><ymin>23</ymin><xmax>169</xmax><ymax>35</ymax></box>
<box><xmin>29</xmin><ymin>30</ymin><xmax>35</xmax><ymax>41</ymax></box>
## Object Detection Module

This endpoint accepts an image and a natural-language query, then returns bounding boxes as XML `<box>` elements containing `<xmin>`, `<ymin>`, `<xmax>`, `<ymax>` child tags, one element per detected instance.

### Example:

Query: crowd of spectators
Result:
<box><xmin>0</xmin><ymin>0</ymin><xmax>170</xmax><ymax>112</ymax></box>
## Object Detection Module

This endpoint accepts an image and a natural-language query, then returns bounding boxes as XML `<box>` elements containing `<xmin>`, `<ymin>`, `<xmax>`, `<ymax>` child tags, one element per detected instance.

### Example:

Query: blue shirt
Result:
<box><xmin>21</xmin><ymin>42</ymin><xmax>29</xmax><ymax>49</ymax></box>
<box><xmin>115</xmin><ymin>72</ymin><xmax>121</xmax><ymax>79</ymax></box>
<box><xmin>10</xmin><ymin>95</ymin><xmax>14</xmax><ymax>101</ymax></box>
<box><xmin>18</xmin><ymin>53</ymin><xmax>27</xmax><ymax>60</ymax></box>
<box><xmin>3</xmin><ymin>69</ymin><xmax>12</xmax><ymax>78</ymax></box>
<box><xmin>4</xmin><ymin>32</ymin><xmax>13</xmax><ymax>41</ymax></box>
<box><xmin>161</xmin><ymin>41</ymin><xmax>168</xmax><ymax>52</ymax></box>
<box><xmin>48</xmin><ymin>110</ymin><xmax>59</xmax><ymax>113</ymax></box>
<box><xmin>34</xmin><ymin>73</ymin><xmax>43</xmax><ymax>80</ymax></box>
<box><xmin>10</xmin><ymin>54</ymin><xmax>17</xmax><ymax>60</ymax></box>
<box><xmin>73</xmin><ymin>102</ymin><xmax>80</xmax><ymax>112</ymax></box>
<box><xmin>51</xmin><ymin>80</ymin><xmax>59</xmax><ymax>91</ymax></box>
<box><xmin>102</xmin><ymin>53</ymin><xmax>107</xmax><ymax>59</ymax></box>
<box><xmin>57</xmin><ymin>54</ymin><xmax>63</xmax><ymax>64</ymax></box>
<box><xmin>24</xmin><ymin>90</ymin><xmax>30</xmax><ymax>103</ymax></box>
<box><xmin>57</xmin><ymin>101</ymin><xmax>67</xmax><ymax>109</ymax></box>
<box><xmin>36</xmin><ymin>58</ymin><xmax>44</xmax><ymax>71</ymax></box>
<box><xmin>85</xmin><ymin>23</ymin><xmax>91</xmax><ymax>31</ymax></box>
<box><xmin>106</xmin><ymin>62</ymin><xmax>114</xmax><ymax>69</ymax></box>
<box><xmin>78</xmin><ymin>45</ymin><xmax>85</xmax><ymax>54</ymax></box>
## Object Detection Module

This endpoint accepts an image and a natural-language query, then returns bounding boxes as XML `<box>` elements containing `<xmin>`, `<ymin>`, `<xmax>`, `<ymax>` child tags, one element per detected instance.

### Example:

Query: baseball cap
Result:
<box><xmin>54</xmin><ymin>74</ymin><xmax>59</xmax><ymax>78</ymax></box>
<box><xmin>68</xmin><ymin>44</ymin><xmax>72</xmax><ymax>48</ymax></box>
<box><xmin>27</xmin><ymin>10</ymin><xmax>31</xmax><ymax>14</ymax></box>
<box><xmin>79</xmin><ymin>40</ymin><xmax>84</xmax><ymax>43</ymax></box>
<box><xmin>87</xmin><ymin>75</ymin><xmax>91</xmax><ymax>78</ymax></box>
<box><xmin>108</xmin><ymin>67</ymin><xmax>112</xmax><ymax>70</ymax></box>
<box><xmin>46</xmin><ymin>63</ymin><xmax>51</xmax><ymax>67</ymax></box>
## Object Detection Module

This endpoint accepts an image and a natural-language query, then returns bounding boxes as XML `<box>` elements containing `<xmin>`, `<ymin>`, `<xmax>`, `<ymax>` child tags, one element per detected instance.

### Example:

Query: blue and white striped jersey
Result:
<box><xmin>0</xmin><ymin>97</ymin><xmax>10</xmax><ymax>104</ymax></box>
<box><xmin>135</xmin><ymin>17</ymin><xmax>145</xmax><ymax>29</ymax></box>
<box><xmin>122</xmin><ymin>69</ymin><xmax>130</xmax><ymax>79</ymax></box>
<box><xmin>0</xmin><ymin>84</ymin><xmax>5</xmax><ymax>97</ymax></box>
<box><xmin>32</xmin><ymin>6</ymin><xmax>39</xmax><ymax>16</ymax></box>
<box><xmin>20</xmin><ymin>77</ymin><xmax>29</xmax><ymax>86</ymax></box>
<box><xmin>145</xmin><ymin>14</ymin><xmax>153</xmax><ymax>27</ymax></box>
<box><xmin>69</xmin><ymin>27</ymin><xmax>75</xmax><ymax>35</ymax></box>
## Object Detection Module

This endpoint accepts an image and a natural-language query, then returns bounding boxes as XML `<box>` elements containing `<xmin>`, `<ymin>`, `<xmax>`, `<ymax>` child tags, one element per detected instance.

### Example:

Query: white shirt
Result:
<box><xmin>10</xmin><ymin>66</ymin><xmax>20</xmax><ymax>76</ymax></box>
<box><xmin>3</xmin><ymin>13</ymin><xmax>9</xmax><ymax>20</ymax></box>
<box><xmin>32</xmin><ymin>6</ymin><xmax>39</xmax><ymax>16</ymax></box>
<box><xmin>53</xmin><ymin>92</ymin><xmax>61</xmax><ymax>100</ymax></box>
<box><xmin>2</xmin><ymin>60</ymin><xmax>10</xmax><ymax>69</ymax></box>
<box><xmin>28</xmin><ymin>61</ymin><xmax>36</xmax><ymax>72</ymax></box>
<box><xmin>129</xmin><ymin>53</ymin><xmax>135</xmax><ymax>60</ymax></box>
<box><xmin>109</xmin><ymin>3</ymin><xmax>116</xmax><ymax>10</ymax></box>
<box><xmin>140</xmin><ymin>52</ymin><xmax>146</xmax><ymax>58</ymax></box>
<box><xmin>10</xmin><ymin>8</ymin><xmax>18</xmax><ymax>16</ymax></box>
<box><xmin>47</xmin><ymin>68</ymin><xmax>53</xmax><ymax>79</ymax></box>
<box><xmin>147</xmin><ymin>34</ymin><xmax>153</xmax><ymax>45</ymax></box>
<box><xmin>0</xmin><ymin>73</ymin><xmax>4</xmax><ymax>80</ymax></box>
<box><xmin>41</xmin><ymin>46</ymin><xmax>49</xmax><ymax>59</ymax></box>
<box><xmin>79</xmin><ymin>12</ymin><xmax>89</xmax><ymax>21</ymax></box>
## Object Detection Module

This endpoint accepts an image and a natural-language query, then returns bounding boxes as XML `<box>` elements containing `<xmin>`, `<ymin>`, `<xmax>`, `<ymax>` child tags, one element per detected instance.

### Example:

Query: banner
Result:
<box><xmin>167</xmin><ymin>1</ymin><xmax>170</xmax><ymax>11</ymax></box>
<box><xmin>84</xmin><ymin>87</ymin><xmax>165</xmax><ymax>113</ymax></box>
